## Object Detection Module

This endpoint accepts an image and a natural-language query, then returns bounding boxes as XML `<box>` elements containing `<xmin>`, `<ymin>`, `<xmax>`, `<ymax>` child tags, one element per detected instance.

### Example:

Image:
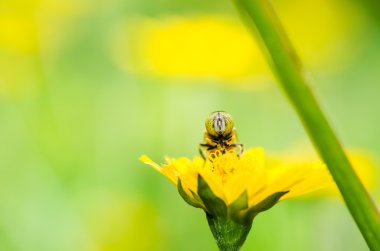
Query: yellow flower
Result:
<box><xmin>140</xmin><ymin>147</ymin><xmax>332</xmax><ymax>250</ymax></box>
<box><xmin>140</xmin><ymin>147</ymin><xmax>331</xmax><ymax>211</ymax></box>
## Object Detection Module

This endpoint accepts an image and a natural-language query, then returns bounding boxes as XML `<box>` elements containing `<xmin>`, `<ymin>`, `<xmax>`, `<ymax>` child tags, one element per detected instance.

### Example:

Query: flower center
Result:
<box><xmin>208</xmin><ymin>150</ymin><xmax>239</xmax><ymax>182</ymax></box>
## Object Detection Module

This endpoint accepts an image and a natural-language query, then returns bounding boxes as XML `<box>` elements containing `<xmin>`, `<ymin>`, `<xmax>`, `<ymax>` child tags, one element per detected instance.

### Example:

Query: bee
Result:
<box><xmin>199</xmin><ymin>111</ymin><xmax>244</xmax><ymax>160</ymax></box>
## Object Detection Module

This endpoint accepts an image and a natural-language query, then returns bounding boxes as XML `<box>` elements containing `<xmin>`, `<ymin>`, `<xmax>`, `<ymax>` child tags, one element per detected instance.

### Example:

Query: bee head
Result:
<box><xmin>205</xmin><ymin>111</ymin><xmax>234</xmax><ymax>137</ymax></box>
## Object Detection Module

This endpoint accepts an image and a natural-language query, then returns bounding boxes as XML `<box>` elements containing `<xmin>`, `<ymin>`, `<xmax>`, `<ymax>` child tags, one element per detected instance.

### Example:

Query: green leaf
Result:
<box><xmin>197</xmin><ymin>174</ymin><xmax>227</xmax><ymax>217</ymax></box>
<box><xmin>244</xmin><ymin>191</ymin><xmax>288</xmax><ymax>221</ymax></box>
<box><xmin>190</xmin><ymin>190</ymin><xmax>204</xmax><ymax>205</ymax></box>
<box><xmin>177</xmin><ymin>179</ymin><xmax>203</xmax><ymax>209</ymax></box>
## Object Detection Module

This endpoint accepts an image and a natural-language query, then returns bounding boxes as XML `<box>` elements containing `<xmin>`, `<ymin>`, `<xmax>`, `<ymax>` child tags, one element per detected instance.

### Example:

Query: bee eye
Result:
<box><xmin>205</xmin><ymin>117</ymin><xmax>217</xmax><ymax>136</ymax></box>
<box><xmin>205</xmin><ymin>111</ymin><xmax>234</xmax><ymax>136</ymax></box>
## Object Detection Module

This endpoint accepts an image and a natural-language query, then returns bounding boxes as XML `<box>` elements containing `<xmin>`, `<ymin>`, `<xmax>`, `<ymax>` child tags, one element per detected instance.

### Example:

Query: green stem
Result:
<box><xmin>206</xmin><ymin>214</ymin><xmax>252</xmax><ymax>251</ymax></box>
<box><xmin>232</xmin><ymin>0</ymin><xmax>380</xmax><ymax>249</ymax></box>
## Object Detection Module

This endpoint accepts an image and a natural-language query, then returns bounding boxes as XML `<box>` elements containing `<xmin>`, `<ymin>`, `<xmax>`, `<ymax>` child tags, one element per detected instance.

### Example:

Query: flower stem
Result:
<box><xmin>232</xmin><ymin>0</ymin><xmax>380</xmax><ymax>249</ymax></box>
<box><xmin>206</xmin><ymin>214</ymin><xmax>252</xmax><ymax>251</ymax></box>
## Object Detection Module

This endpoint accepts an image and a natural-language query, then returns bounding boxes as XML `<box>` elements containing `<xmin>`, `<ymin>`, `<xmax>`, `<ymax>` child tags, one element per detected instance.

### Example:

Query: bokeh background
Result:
<box><xmin>1</xmin><ymin>0</ymin><xmax>380</xmax><ymax>250</ymax></box>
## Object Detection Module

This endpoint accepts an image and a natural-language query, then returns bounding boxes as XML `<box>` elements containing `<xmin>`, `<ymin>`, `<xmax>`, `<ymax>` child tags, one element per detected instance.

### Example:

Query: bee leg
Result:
<box><xmin>198</xmin><ymin>143</ymin><xmax>210</xmax><ymax>160</ymax></box>
<box><xmin>232</xmin><ymin>143</ymin><xmax>244</xmax><ymax>157</ymax></box>
<box><xmin>198</xmin><ymin>146</ymin><xmax>207</xmax><ymax>160</ymax></box>
<box><xmin>237</xmin><ymin>143</ymin><xmax>244</xmax><ymax>157</ymax></box>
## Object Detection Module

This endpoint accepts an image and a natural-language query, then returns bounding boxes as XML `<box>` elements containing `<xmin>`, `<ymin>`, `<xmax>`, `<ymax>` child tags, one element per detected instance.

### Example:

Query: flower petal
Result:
<box><xmin>139</xmin><ymin>155</ymin><xmax>162</xmax><ymax>172</ymax></box>
<box><xmin>224</xmin><ymin>171</ymin><xmax>252</xmax><ymax>205</ymax></box>
<box><xmin>139</xmin><ymin>155</ymin><xmax>178</xmax><ymax>185</ymax></box>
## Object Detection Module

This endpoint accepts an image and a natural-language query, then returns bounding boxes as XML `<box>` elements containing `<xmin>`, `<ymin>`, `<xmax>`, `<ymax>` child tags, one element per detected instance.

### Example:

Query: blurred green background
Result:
<box><xmin>0</xmin><ymin>0</ymin><xmax>379</xmax><ymax>250</ymax></box>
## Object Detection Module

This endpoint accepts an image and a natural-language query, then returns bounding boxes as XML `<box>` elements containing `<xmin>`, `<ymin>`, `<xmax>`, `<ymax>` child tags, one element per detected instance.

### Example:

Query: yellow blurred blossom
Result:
<box><xmin>114</xmin><ymin>16</ymin><xmax>266</xmax><ymax>79</ymax></box>
<box><xmin>0</xmin><ymin>15</ymin><xmax>38</xmax><ymax>54</ymax></box>
<box><xmin>0</xmin><ymin>0</ymin><xmax>88</xmax><ymax>98</ymax></box>
<box><xmin>116</xmin><ymin>0</ymin><xmax>361</xmax><ymax>79</ymax></box>
<box><xmin>348</xmin><ymin>151</ymin><xmax>378</xmax><ymax>190</ymax></box>
<box><xmin>275</xmin><ymin>0</ymin><xmax>361</xmax><ymax>66</ymax></box>
<box><xmin>0</xmin><ymin>0</ymin><xmax>86</xmax><ymax>54</ymax></box>
<box><xmin>84</xmin><ymin>197</ymin><xmax>163</xmax><ymax>251</ymax></box>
